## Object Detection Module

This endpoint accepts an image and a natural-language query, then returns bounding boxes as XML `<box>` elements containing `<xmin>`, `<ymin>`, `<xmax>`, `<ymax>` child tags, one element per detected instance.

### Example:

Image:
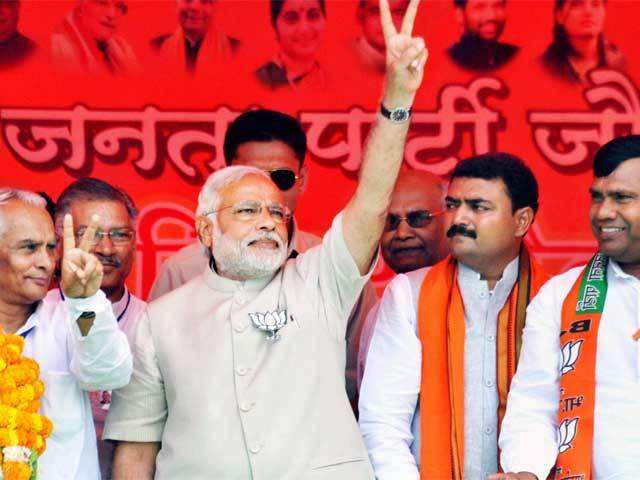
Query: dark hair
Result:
<box><xmin>450</xmin><ymin>152</ymin><xmax>539</xmax><ymax>213</ymax></box>
<box><xmin>54</xmin><ymin>177</ymin><xmax>138</xmax><ymax>234</ymax></box>
<box><xmin>545</xmin><ymin>0</ymin><xmax>607</xmax><ymax>68</ymax></box>
<box><xmin>593</xmin><ymin>135</ymin><xmax>640</xmax><ymax>178</ymax></box>
<box><xmin>453</xmin><ymin>0</ymin><xmax>467</xmax><ymax>7</ymax></box>
<box><xmin>223</xmin><ymin>109</ymin><xmax>307</xmax><ymax>167</ymax></box>
<box><xmin>37</xmin><ymin>191</ymin><xmax>56</xmax><ymax>220</ymax></box>
<box><xmin>270</xmin><ymin>0</ymin><xmax>326</xmax><ymax>26</ymax></box>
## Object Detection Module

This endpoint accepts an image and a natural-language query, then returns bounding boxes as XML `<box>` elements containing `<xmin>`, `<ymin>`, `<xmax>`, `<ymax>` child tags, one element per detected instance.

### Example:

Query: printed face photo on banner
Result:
<box><xmin>1</xmin><ymin>0</ymin><xmax>638</xmax><ymax>298</ymax></box>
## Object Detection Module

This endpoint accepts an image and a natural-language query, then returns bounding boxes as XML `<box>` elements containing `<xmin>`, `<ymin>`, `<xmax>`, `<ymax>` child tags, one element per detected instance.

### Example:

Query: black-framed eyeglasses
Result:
<box><xmin>268</xmin><ymin>169</ymin><xmax>300</xmax><ymax>192</ymax></box>
<box><xmin>384</xmin><ymin>210</ymin><xmax>443</xmax><ymax>232</ymax></box>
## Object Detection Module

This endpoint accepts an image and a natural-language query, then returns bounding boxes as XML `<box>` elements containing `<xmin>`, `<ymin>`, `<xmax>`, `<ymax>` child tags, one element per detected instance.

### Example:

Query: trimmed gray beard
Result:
<box><xmin>212</xmin><ymin>230</ymin><xmax>287</xmax><ymax>280</ymax></box>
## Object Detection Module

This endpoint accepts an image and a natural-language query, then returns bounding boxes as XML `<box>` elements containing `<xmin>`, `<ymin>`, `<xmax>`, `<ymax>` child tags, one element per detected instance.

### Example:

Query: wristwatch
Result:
<box><xmin>380</xmin><ymin>104</ymin><xmax>412</xmax><ymax>123</ymax></box>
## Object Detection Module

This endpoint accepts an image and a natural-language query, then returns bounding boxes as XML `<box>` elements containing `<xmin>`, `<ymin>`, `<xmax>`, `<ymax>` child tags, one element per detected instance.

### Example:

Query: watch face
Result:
<box><xmin>391</xmin><ymin>109</ymin><xmax>409</xmax><ymax>122</ymax></box>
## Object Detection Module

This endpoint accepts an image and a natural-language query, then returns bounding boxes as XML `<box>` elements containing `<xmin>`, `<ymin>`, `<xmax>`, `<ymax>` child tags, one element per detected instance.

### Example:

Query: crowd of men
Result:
<box><xmin>2</xmin><ymin>0</ymin><xmax>639</xmax><ymax>479</ymax></box>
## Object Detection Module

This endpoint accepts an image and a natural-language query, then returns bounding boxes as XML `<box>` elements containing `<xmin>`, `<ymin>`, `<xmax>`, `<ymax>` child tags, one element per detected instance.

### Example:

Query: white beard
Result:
<box><xmin>212</xmin><ymin>230</ymin><xmax>288</xmax><ymax>280</ymax></box>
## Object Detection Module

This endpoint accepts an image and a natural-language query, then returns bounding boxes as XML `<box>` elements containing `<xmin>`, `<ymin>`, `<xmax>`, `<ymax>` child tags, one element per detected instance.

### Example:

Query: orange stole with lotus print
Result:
<box><xmin>555</xmin><ymin>254</ymin><xmax>608</xmax><ymax>480</ymax></box>
<box><xmin>416</xmin><ymin>249</ymin><xmax>548</xmax><ymax>480</ymax></box>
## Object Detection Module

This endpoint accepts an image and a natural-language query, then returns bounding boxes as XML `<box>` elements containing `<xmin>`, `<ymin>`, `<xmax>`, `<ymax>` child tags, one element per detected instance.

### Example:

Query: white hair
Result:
<box><xmin>0</xmin><ymin>188</ymin><xmax>48</xmax><ymax>237</ymax></box>
<box><xmin>197</xmin><ymin>166</ymin><xmax>271</xmax><ymax>218</ymax></box>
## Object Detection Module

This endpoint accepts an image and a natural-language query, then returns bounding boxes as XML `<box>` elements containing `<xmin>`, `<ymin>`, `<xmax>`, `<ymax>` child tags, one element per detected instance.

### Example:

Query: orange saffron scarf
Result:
<box><xmin>416</xmin><ymin>248</ymin><xmax>549</xmax><ymax>480</ymax></box>
<box><xmin>554</xmin><ymin>253</ymin><xmax>608</xmax><ymax>480</ymax></box>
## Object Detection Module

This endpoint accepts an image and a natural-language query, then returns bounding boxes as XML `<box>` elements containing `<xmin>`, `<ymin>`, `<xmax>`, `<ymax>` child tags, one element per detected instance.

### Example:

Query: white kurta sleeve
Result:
<box><xmin>104</xmin><ymin>310</ymin><xmax>167</xmax><ymax>442</ymax></box>
<box><xmin>65</xmin><ymin>289</ymin><xmax>133</xmax><ymax>391</ymax></box>
<box><xmin>296</xmin><ymin>213</ymin><xmax>376</xmax><ymax>338</ymax></box>
<box><xmin>499</xmin><ymin>271</ymin><xmax>579</xmax><ymax>480</ymax></box>
<box><xmin>358</xmin><ymin>274</ymin><xmax>421</xmax><ymax>480</ymax></box>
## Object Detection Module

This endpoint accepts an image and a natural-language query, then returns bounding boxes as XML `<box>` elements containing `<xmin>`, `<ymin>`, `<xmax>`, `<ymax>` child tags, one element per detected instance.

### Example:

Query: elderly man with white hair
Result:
<box><xmin>104</xmin><ymin>0</ymin><xmax>428</xmax><ymax>478</ymax></box>
<box><xmin>0</xmin><ymin>187</ymin><xmax>132</xmax><ymax>479</ymax></box>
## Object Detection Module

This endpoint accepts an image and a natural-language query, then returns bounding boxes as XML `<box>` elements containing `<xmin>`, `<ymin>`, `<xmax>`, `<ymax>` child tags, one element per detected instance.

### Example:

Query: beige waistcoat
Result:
<box><xmin>105</xmin><ymin>214</ymin><xmax>375</xmax><ymax>480</ymax></box>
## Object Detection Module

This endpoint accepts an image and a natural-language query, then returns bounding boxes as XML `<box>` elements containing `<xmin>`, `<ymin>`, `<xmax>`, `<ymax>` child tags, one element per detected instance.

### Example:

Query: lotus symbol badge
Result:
<box><xmin>557</xmin><ymin>418</ymin><xmax>579</xmax><ymax>453</ymax></box>
<box><xmin>560</xmin><ymin>340</ymin><xmax>583</xmax><ymax>375</ymax></box>
<box><xmin>248</xmin><ymin>310</ymin><xmax>288</xmax><ymax>341</ymax></box>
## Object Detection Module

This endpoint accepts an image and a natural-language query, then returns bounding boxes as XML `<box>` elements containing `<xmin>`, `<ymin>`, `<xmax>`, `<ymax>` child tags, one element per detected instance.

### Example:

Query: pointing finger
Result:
<box><xmin>400</xmin><ymin>0</ymin><xmax>421</xmax><ymax>36</ymax></box>
<box><xmin>63</xmin><ymin>214</ymin><xmax>76</xmax><ymax>253</ymax></box>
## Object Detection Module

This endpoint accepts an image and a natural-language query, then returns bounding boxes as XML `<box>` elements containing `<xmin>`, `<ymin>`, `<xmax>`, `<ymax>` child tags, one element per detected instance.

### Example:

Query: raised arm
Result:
<box><xmin>61</xmin><ymin>213</ymin><xmax>132</xmax><ymax>390</ymax></box>
<box><xmin>343</xmin><ymin>0</ymin><xmax>427</xmax><ymax>274</ymax></box>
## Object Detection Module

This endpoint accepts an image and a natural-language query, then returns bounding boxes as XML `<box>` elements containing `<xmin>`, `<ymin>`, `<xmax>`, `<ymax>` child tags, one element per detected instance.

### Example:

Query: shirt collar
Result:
<box><xmin>112</xmin><ymin>286</ymin><xmax>131</xmax><ymax>320</ymax></box>
<box><xmin>457</xmin><ymin>255</ymin><xmax>520</xmax><ymax>293</ymax></box>
<box><xmin>16</xmin><ymin>301</ymin><xmax>43</xmax><ymax>339</ymax></box>
<box><xmin>609</xmin><ymin>259</ymin><xmax>640</xmax><ymax>282</ymax></box>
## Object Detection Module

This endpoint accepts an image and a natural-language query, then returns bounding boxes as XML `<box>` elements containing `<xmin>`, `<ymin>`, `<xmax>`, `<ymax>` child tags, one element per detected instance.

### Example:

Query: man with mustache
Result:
<box><xmin>493</xmin><ymin>136</ymin><xmax>640</xmax><ymax>479</ymax></box>
<box><xmin>357</xmin><ymin>168</ymin><xmax>449</xmax><ymax>388</ymax></box>
<box><xmin>51</xmin><ymin>0</ymin><xmax>139</xmax><ymax>75</ymax></box>
<box><xmin>359</xmin><ymin>153</ymin><xmax>549</xmax><ymax>480</ymax></box>
<box><xmin>0</xmin><ymin>187</ymin><xmax>132</xmax><ymax>479</ymax></box>
<box><xmin>151</xmin><ymin>0</ymin><xmax>240</xmax><ymax>76</ymax></box>
<box><xmin>448</xmin><ymin>0</ymin><xmax>518</xmax><ymax>71</ymax></box>
<box><xmin>51</xmin><ymin>177</ymin><xmax>146</xmax><ymax>479</ymax></box>
<box><xmin>105</xmin><ymin>0</ymin><xmax>427</xmax><ymax>477</ymax></box>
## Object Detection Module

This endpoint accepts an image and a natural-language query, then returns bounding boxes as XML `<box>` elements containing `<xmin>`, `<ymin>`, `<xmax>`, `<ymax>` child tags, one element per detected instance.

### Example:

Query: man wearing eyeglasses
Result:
<box><xmin>149</xmin><ymin>108</ymin><xmax>321</xmax><ymax>302</ymax></box>
<box><xmin>359</xmin><ymin>153</ymin><xmax>550</xmax><ymax>480</ymax></box>
<box><xmin>50</xmin><ymin>177</ymin><xmax>146</xmax><ymax>479</ymax></box>
<box><xmin>149</xmin><ymin>108</ymin><xmax>378</xmax><ymax>415</ymax></box>
<box><xmin>51</xmin><ymin>0</ymin><xmax>139</xmax><ymax>75</ymax></box>
<box><xmin>357</xmin><ymin>168</ymin><xmax>449</xmax><ymax>389</ymax></box>
<box><xmin>105</xmin><ymin>0</ymin><xmax>427</xmax><ymax>477</ymax></box>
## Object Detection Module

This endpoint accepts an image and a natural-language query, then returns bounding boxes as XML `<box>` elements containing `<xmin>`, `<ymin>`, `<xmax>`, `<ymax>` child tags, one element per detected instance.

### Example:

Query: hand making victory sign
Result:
<box><xmin>380</xmin><ymin>0</ymin><xmax>427</xmax><ymax>106</ymax></box>
<box><xmin>61</xmin><ymin>213</ymin><xmax>104</xmax><ymax>299</ymax></box>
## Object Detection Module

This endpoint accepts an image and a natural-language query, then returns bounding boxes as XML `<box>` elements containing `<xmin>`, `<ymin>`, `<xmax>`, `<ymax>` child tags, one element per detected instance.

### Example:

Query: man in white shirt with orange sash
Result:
<box><xmin>359</xmin><ymin>153</ymin><xmax>550</xmax><ymax>480</ymax></box>
<box><xmin>494</xmin><ymin>135</ymin><xmax>640</xmax><ymax>479</ymax></box>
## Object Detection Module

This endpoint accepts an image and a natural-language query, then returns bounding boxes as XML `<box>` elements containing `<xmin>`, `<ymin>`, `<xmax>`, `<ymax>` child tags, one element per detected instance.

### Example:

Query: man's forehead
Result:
<box><xmin>233</xmin><ymin>141</ymin><xmax>300</xmax><ymax>171</ymax></box>
<box><xmin>447</xmin><ymin>176</ymin><xmax>508</xmax><ymax>199</ymax></box>
<box><xmin>592</xmin><ymin>157</ymin><xmax>640</xmax><ymax>191</ymax></box>
<box><xmin>70</xmin><ymin>200</ymin><xmax>131</xmax><ymax>225</ymax></box>
<box><xmin>221</xmin><ymin>175</ymin><xmax>283</xmax><ymax>204</ymax></box>
<box><xmin>1</xmin><ymin>204</ymin><xmax>54</xmax><ymax>242</ymax></box>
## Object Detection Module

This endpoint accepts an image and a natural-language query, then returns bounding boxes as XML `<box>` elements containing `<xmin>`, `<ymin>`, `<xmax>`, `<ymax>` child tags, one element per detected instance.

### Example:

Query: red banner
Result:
<box><xmin>2</xmin><ymin>0</ymin><xmax>638</xmax><ymax>298</ymax></box>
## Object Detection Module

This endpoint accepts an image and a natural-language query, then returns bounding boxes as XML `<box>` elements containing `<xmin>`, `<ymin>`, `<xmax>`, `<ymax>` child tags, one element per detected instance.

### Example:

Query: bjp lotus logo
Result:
<box><xmin>560</xmin><ymin>340</ymin><xmax>583</xmax><ymax>375</ymax></box>
<box><xmin>558</xmin><ymin>418</ymin><xmax>579</xmax><ymax>453</ymax></box>
<box><xmin>249</xmin><ymin>310</ymin><xmax>288</xmax><ymax>342</ymax></box>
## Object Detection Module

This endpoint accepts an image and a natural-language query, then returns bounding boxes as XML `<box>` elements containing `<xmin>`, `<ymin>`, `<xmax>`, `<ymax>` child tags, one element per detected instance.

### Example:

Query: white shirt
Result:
<box><xmin>18</xmin><ymin>290</ymin><xmax>133</xmax><ymax>480</ymax></box>
<box><xmin>499</xmin><ymin>260</ymin><xmax>640</xmax><ymax>480</ymax></box>
<box><xmin>359</xmin><ymin>258</ymin><xmax>518</xmax><ymax>480</ymax></box>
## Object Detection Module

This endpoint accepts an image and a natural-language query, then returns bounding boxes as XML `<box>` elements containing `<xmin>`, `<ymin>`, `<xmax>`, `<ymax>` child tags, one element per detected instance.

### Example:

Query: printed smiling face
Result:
<box><xmin>76</xmin><ymin>0</ymin><xmax>127</xmax><ymax>42</ymax></box>
<box><xmin>274</xmin><ymin>0</ymin><xmax>326</xmax><ymax>62</ymax></box>
<box><xmin>456</xmin><ymin>0</ymin><xmax>507</xmax><ymax>42</ymax></box>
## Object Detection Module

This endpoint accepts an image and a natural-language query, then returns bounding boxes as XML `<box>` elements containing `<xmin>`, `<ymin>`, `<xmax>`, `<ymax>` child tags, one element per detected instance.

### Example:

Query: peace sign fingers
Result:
<box><xmin>78</xmin><ymin>214</ymin><xmax>100</xmax><ymax>252</ymax></box>
<box><xmin>379</xmin><ymin>0</ymin><xmax>398</xmax><ymax>41</ymax></box>
<box><xmin>400</xmin><ymin>0</ymin><xmax>421</xmax><ymax>36</ymax></box>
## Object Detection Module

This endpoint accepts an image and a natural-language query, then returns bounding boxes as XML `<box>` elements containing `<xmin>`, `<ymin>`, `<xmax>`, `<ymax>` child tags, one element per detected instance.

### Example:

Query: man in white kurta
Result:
<box><xmin>105</xmin><ymin>3</ymin><xmax>428</xmax><ymax>476</ymax></box>
<box><xmin>495</xmin><ymin>135</ymin><xmax>640</xmax><ymax>480</ymax></box>
<box><xmin>106</xmin><ymin>213</ymin><xmax>375</xmax><ymax>479</ymax></box>
<box><xmin>0</xmin><ymin>188</ymin><xmax>132</xmax><ymax>479</ymax></box>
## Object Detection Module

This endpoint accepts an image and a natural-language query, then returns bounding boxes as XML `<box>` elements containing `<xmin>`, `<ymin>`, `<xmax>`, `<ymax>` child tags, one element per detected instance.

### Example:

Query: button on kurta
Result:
<box><xmin>250</xmin><ymin>444</ymin><xmax>262</xmax><ymax>454</ymax></box>
<box><xmin>233</xmin><ymin>323</ymin><xmax>248</xmax><ymax>333</ymax></box>
<box><xmin>240</xmin><ymin>402</ymin><xmax>253</xmax><ymax>412</ymax></box>
<box><xmin>236</xmin><ymin>366</ymin><xmax>248</xmax><ymax>376</ymax></box>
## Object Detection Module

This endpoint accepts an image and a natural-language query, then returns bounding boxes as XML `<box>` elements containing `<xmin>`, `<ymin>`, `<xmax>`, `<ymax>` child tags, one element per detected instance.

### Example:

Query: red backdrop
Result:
<box><xmin>2</xmin><ymin>0</ymin><xmax>639</xmax><ymax>299</ymax></box>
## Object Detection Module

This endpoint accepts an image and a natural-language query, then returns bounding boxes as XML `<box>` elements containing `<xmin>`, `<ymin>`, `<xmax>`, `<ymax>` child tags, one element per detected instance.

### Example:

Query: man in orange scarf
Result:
<box><xmin>150</xmin><ymin>0</ymin><xmax>240</xmax><ymax>76</ymax></box>
<box><xmin>359</xmin><ymin>152</ymin><xmax>549</xmax><ymax>480</ymax></box>
<box><xmin>494</xmin><ymin>135</ymin><xmax>640</xmax><ymax>480</ymax></box>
